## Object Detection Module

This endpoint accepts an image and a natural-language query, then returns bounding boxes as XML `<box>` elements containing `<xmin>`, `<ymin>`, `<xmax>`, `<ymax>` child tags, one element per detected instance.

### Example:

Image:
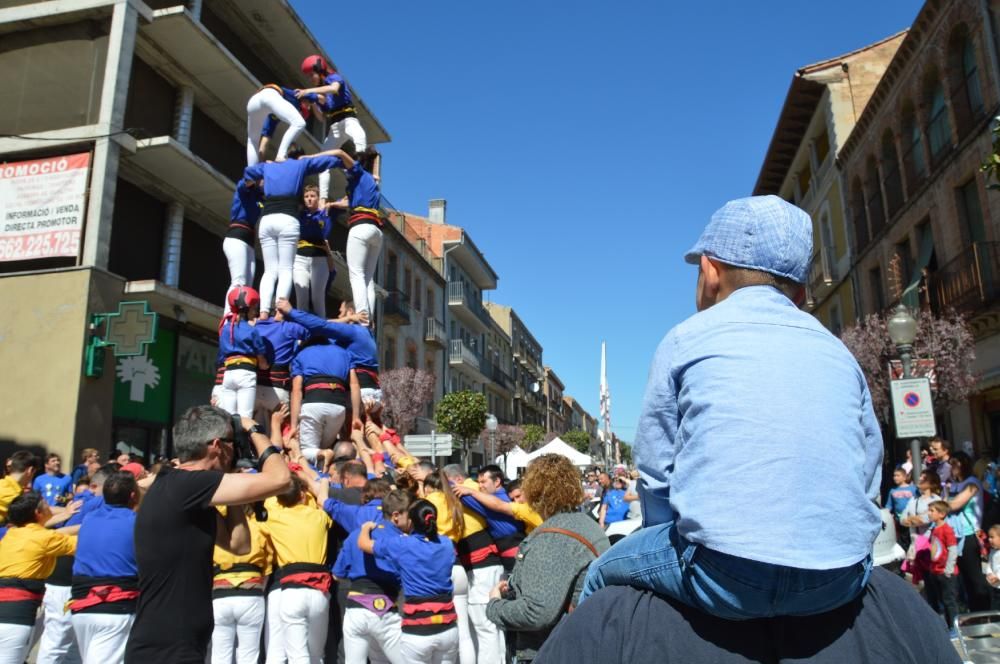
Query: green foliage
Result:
<box><xmin>522</xmin><ymin>424</ymin><xmax>545</xmax><ymax>450</ymax></box>
<box><xmin>434</xmin><ymin>391</ymin><xmax>488</xmax><ymax>444</ymax></box>
<box><xmin>981</xmin><ymin>118</ymin><xmax>1000</xmax><ymax>190</ymax></box>
<box><xmin>618</xmin><ymin>440</ymin><xmax>633</xmax><ymax>465</ymax></box>
<box><xmin>562</xmin><ymin>429</ymin><xmax>592</xmax><ymax>454</ymax></box>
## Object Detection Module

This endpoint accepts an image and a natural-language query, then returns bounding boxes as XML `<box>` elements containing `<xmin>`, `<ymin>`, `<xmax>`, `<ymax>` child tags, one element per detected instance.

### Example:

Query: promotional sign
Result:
<box><xmin>891</xmin><ymin>377</ymin><xmax>936</xmax><ymax>438</ymax></box>
<box><xmin>0</xmin><ymin>152</ymin><xmax>90</xmax><ymax>262</ymax></box>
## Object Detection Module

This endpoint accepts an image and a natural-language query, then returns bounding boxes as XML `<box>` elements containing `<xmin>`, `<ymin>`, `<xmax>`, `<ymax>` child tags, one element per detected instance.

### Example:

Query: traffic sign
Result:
<box><xmin>891</xmin><ymin>377</ymin><xmax>936</xmax><ymax>438</ymax></box>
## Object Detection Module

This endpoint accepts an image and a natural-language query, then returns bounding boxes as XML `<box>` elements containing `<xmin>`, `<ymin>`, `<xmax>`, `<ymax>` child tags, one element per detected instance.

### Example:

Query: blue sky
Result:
<box><xmin>292</xmin><ymin>0</ymin><xmax>923</xmax><ymax>441</ymax></box>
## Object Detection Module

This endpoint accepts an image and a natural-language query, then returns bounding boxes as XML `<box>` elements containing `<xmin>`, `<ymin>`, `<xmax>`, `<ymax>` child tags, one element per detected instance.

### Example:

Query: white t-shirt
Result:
<box><xmin>989</xmin><ymin>549</ymin><xmax>1000</xmax><ymax>588</ymax></box>
<box><xmin>902</xmin><ymin>493</ymin><xmax>940</xmax><ymax>536</ymax></box>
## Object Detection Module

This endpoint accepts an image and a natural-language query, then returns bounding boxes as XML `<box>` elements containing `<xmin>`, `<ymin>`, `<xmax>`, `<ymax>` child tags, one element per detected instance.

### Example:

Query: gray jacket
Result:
<box><xmin>485</xmin><ymin>511</ymin><xmax>610</xmax><ymax>660</ymax></box>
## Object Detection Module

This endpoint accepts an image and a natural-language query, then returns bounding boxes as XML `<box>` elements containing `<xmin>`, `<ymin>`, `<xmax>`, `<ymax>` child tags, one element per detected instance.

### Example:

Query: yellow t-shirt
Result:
<box><xmin>213</xmin><ymin>510</ymin><xmax>272</xmax><ymax>584</ymax></box>
<box><xmin>258</xmin><ymin>502</ymin><xmax>331</xmax><ymax>567</ymax></box>
<box><xmin>0</xmin><ymin>523</ymin><xmax>76</xmax><ymax>579</ymax></box>
<box><xmin>511</xmin><ymin>502</ymin><xmax>543</xmax><ymax>534</ymax></box>
<box><xmin>0</xmin><ymin>476</ymin><xmax>23</xmax><ymax>524</ymax></box>
<box><xmin>425</xmin><ymin>483</ymin><xmax>489</xmax><ymax>543</ymax></box>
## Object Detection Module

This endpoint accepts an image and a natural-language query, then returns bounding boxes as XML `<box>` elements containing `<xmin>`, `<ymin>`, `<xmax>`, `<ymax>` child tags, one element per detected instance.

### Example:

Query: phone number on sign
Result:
<box><xmin>0</xmin><ymin>231</ymin><xmax>80</xmax><ymax>261</ymax></box>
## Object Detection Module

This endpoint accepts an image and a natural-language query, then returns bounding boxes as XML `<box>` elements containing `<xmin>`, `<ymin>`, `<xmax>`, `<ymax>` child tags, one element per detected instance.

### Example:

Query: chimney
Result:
<box><xmin>428</xmin><ymin>199</ymin><xmax>446</xmax><ymax>224</ymax></box>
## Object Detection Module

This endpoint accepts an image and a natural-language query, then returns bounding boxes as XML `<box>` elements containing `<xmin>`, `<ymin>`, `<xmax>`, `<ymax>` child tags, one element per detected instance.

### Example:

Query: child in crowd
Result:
<box><xmin>886</xmin><ymin>466</ymin><xmax>917</xmax><ymax>549</ymax></box>
<box><xmin>598</xmin><ymin>477</ymin><xmax>629</xmax><ymax>529</ymax></box>
<box><xmin>581</xmin><ymin>196</ymin><xmax>883</xmax><ymax>620</ymax></box>
<box><xmin>985</xmin><ymin>524</ymin><xmax>1000</xmax><ymax>610</ymax></box>
<box><xmin>926</xmin><ymin>500</ymin><xmax>960</xmax><ymax>637</ymax></box>
<box><xmin>218</xmin><ymin>286</ymin><xmax>270</xmax><ymax>418</ymax></box>
<box><xmin>359</xmin><ymin>499</ymin><xmax>459</xmax><ymax>664</ymax></box>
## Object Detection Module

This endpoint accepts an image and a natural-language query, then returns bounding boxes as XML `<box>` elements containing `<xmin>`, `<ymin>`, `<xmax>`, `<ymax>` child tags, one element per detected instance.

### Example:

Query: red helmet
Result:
<box><xmin>227</xmin><ymin>286</ymin><xmax>260</xmax><ymax>313</ymax></box>
<box><xmin>301</xmin><ymin>54</ymin><xmax>331</xmax><ymax>75</ymax></box>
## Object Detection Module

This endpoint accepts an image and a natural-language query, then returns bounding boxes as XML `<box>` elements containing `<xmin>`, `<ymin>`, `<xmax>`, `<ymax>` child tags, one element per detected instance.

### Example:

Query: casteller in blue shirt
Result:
<box><xmin>243</xmin><ymin>155</ymin><xmax>343</xmax><ymax>201</ymax></box>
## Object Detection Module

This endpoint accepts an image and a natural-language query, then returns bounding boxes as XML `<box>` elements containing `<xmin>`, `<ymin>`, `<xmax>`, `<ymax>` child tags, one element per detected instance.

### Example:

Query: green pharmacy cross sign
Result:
<box><xmin>85</xmin><ymin>301</ymin><xmax>159</xmax><ymax>378</ymax></box>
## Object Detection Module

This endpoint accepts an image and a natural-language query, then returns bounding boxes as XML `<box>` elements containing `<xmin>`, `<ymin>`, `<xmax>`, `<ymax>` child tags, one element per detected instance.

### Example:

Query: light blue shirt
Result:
<box><xmin>635</xmin><ymin>286</ymin><xmax>882</xmax><ymax>569</ymax></box>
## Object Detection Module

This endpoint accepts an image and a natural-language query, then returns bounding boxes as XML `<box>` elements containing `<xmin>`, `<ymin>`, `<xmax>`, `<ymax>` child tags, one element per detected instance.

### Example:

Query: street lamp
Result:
<box><xmin>486</xmin><ymin>413</ymin><xmax>498</xmax><ymax>467</ymax></box>
<box><xmin>887</xmin><ymin>303</ymin><xmax>921</xmax><ymax>479</ymax></box>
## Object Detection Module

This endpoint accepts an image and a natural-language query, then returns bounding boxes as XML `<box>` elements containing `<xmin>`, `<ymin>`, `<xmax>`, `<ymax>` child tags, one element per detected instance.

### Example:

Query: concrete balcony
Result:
<box><xmin>382</xmin><ymin>290</ymin><xmax>411</xmax><ymax>326</ymax></box>
<box><xmin>449</xmin><ymin>339</ymin><xmax>481</xmax><ymax>373</ymax></box>
<box><xmin>424</xmin><ymin>317</ymin><xmax>447</xmax><ymax>347</ymax></box>
<box><xmin>448</xmin><ymin>281</ymin><xmax>491</xmax><ymax>333</ymax></box>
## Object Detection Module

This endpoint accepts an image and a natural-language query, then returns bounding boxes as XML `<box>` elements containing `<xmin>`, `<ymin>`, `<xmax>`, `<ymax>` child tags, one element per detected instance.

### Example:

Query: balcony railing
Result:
<box><xmin>383</xmin><ymin>290</ymin><xmax>411</xmax><ymax>325</ymax></box>
<box><xmin>449</xmin><ymin>339</ymin><xmax>481</xmax><ymax>371</ymax></box>
<box><xmin>447</xmin><ymin>282</ymin><xmax>493</xmax><ymax>328</ymax></box>
<box><xmin>424</xmin><ymin>317</ymin><xmax>446</xmax><ymax>347</ymax></box>
<box><xmin>928</xmin><ymin>241</ymin><xmax>1000</xmax><ymax>318</ymax></box>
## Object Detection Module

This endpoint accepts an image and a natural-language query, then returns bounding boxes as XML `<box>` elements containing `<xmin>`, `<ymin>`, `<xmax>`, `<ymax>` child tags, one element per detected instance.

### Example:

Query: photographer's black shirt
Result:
<box><xmin>125</xmin><ymin>466</ymin><xmax>224</xmax><ymax>664</ymax></box>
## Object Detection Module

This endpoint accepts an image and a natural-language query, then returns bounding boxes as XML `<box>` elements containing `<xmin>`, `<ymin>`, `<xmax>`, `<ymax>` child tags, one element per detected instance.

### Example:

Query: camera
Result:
<box><xmin>229</xmin><ymin>414</ymin><xmax>269</xmax><ymax>522</ymax></box>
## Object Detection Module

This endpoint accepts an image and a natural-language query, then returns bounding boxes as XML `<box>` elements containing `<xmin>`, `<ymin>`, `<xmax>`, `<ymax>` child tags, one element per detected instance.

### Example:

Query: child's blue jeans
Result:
<box><xmin>581</xmin><ymin>521</ymin><xmax>873</xmax><ymax>620</ymax></box>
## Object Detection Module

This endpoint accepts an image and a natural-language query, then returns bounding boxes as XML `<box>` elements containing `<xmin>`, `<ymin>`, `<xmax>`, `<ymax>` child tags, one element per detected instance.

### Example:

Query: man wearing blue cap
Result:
<box><xmin>580</xmin><ymin>195</ymin><xmax>883</xmax><ymax>620</ymax></box>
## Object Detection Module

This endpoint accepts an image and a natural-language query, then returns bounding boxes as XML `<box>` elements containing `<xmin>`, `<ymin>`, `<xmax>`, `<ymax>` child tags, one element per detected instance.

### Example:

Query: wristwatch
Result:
<box><xmin>247</xmin><ymin>423</ymin><xmax>264</xmax><ymax>436</ymax></box>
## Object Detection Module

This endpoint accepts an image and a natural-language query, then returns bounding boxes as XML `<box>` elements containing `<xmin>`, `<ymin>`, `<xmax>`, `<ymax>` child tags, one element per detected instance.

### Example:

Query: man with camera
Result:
<box><xmin>125</xmin><ymin>405</ymin><xmax>291</xmax><ymax>664</ymax></box>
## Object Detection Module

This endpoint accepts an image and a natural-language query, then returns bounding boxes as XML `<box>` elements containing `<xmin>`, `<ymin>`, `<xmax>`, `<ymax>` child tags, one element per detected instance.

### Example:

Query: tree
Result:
<box><xmin>479</xmin><ymin>424</ymin><xmax>525</xmax><ymax>472</ymax></box>
<box><xmin>434</xmin><ymin>390</ymin><xmax>487</xmax><ymax>467</ymax></box>
<box><xmin>619</xmin><ymin>440</ymin><xmax>633</xmax><ymax>466</ymax></box>
<box><xmin>522</xmin><ymin>424</ymin><xmax>545</xmax><ymax>451</ymax></box>
<box><xmin>380</xmin><ymin>367</ymin><xmax>436</xmax><ymax>435</ymax></box>
<box><xmin>840</xmin><ymin>309</ymin><xmax>977</xmax><ymax>426</ymax></box>
<box><xmin>562</xmin><ymin>430</ymin><xmax>591</xmax><ymax>454</ymax></box>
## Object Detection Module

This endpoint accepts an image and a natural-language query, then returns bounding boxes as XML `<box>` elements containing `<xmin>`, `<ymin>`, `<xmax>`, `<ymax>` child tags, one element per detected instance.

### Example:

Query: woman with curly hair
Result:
<box><xmin>484</xmin><ymin>454</ymin><xmax>609</xmax><ymax>663</ymax></box>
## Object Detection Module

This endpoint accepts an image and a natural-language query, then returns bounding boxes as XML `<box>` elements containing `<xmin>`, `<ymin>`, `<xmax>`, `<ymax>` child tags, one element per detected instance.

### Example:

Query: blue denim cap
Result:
<box><xmin>684</xmin><ymin>195</ymin><xmax>813</xmax><ymax>284</ymax></box>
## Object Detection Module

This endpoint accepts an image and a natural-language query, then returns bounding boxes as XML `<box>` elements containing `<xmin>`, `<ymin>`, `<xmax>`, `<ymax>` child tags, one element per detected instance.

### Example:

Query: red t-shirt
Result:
<box><xmin>929</xmin><ymin>522</ymin><xmax>958</xmax><ymax>575</ymax></box>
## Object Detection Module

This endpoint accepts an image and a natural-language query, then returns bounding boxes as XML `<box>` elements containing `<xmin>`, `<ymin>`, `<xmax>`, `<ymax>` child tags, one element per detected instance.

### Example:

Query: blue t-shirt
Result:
<box><xmin>261</xmin><ymin>87</ymin><xmax>317</xmax><ymax>137</ymax></box>
<box><xmin>373</xmin><ymin>530</ymin><xmax>455</xmax><ymax>598</ymax></box>
<box><xmin>321</xmin><ymin>73</ymin><xmax>353</xmax><ymax>113</ymax></box>
<box><xmin>219</xmin><ymin>320</ymin><xmax>268</xmax><ymax>360</ymax></box>
<box><xmin>323</xmin><ymin>498</ymin><xmax>383</xmax><ymax>534</ymax></box>
<box><xmin>461</xmin><ymin>488</ymin><xmax>522</xmax><ymax>539</ymax></box>
<box><xmin>299</xmin><ymin>207</ymin><xmax>332</xmax><ymax>245</ymax></box>
<box><xmin>333</xmin><ymin>522</ymin><xmax>400</xmax><ymax>589</ymax></box>
<box><xmin>291</xmin><ymin>340</ymin><xmax>350</xmax><ymax>380</ymax></box>
<box><xmin>73</xmin><ymin>504</ymin><xmax>138</xmax><ymax>578</ymax></box>
<box><xmin>288</xmin><ymin>308</ymin><xmax>377</xmax><ymax>370</ymax></box>
<box><xmin>345</xmin><ymin>161</ymin><xmax>381</xmax><ymax>210</ymax></box>
<box><xmin>230</xmin><ymin>180</ymin><xmax>263</xmax><ymax>227</ymax></box>
<box><xmin>255</xmin><ymin>319</ymin><xmax>308</xmax><ymax>367</ymax></box>
<box><xmin>886</xmin><ymin>484</ymin><xmax>918</xmax><ymax>519</ymax></box>
<box><xmin>243</xmin><ymin>156</ymin><xmax>343</xmax><ymax>201</ymax></box>
<box><xmin>33</xmin><ymin>473</ymin><xmax>73</xmax><ymax>506</ymax></box>
<box><xmin>602</xmin><ymin>489</ymin><xmax>629</xmax><ymax>525</ymax></box>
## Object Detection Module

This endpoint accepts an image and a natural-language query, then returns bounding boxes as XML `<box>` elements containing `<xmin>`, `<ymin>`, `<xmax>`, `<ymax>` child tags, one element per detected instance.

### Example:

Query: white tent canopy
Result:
<box><xmin>495</xmin><ymin>445</ymin><xmax>530</xmax><ymax>477</ymax></box>
<box><xmin>524</xmin><ymin>437</ymin><xmax>592</xmax><ymax>467</ymax></box>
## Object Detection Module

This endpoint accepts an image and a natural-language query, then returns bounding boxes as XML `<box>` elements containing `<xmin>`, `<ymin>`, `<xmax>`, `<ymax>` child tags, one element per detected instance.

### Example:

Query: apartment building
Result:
<box><xmin>754</xmin><ymin>32</ymin><xmax>905</xmax><ymax>333</ymax></box>
<box><xmin>543</xmin><ymin>366</ymin><xmax>566</xmax><ymax>434</ymax></box>
<box><xmin>485</xmin><ymin>303</ymin><xmax>546</xmax><ymax>427</ymax></box>
<box><xmin>378</xmin><ymin>211</ymin><xmax>447</xmax><ymax>429</ymax></box>
<box><xmin>0</xmin><ymin>0</ymin><xmax>387</xmax><ymax>461</ymax></box>
<box><xmin>838</xmin><ymin>0</ymin><xmax>1000</xmax><ymax>450</ymax></box>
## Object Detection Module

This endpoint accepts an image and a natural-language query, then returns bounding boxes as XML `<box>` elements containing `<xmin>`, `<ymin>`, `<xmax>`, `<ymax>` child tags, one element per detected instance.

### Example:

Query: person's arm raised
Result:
<box><xmin>211</xmin><ymin>418</ymin><xmax>291</xmax><ymax>506</ymax></box>
<box><xmin>452</xmin><ymin>484</ymin><xmax>514</xmax><ymax>516</ymax></box>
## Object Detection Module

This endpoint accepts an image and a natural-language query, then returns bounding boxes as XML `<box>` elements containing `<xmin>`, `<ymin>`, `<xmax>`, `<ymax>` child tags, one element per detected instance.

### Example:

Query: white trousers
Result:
<box><xmin>36</xmin><ymin>584</ymin><xmax>81</xmax><ymax>664</ymax></box>
<box><xmin>318</xmin><ymin>117</ymin><xmax>368</xmax><ymax>200</ymax></box>
<box><xmin>246</xmin><ymin>87</ymin><xmax>306</xmax><ymax>166</ymax></box>
<box><xmin>299</xmin><ymin>402</ymin><xmax>346</xmax><ymax>462</ymax></box>
<box><xmin>254</xmin><ymin>386</ymin><xmax>290</xmax><ymax>436</ymax></box>
<box><xmin>278</xmin><ymin>587</ymin><xmax>329</xmax><ymax>664</ymax></box>
<box><xmin>451</xmin><ymin>565</ymin><xmax>475</xmax><ymax>664</ymax></box>
<box><xmin>258</xmin><ymin>213</ymin><xmax>300</xmax><ymax>314</ymax></box>
<box><xmin>346</xmin><ymin>224</ymin><xmax>382</xmax><ymax>316</ymax></box>
<box><xmin>293</xmin><ymin>254</ymin><xmax>329</xmax><ymax>317</ymax></box>
<box><xmin>342</xmin><ymin>606</ymin><xmax>404</xmax><ymax>664</ymax></box>
<box><xmin>467</xmin><ymin>565</ymin><xmax>504</xmax><ymax>664</ymax></box>
<box><xmin>264</xmin><ymin>589</ymin><xmax>285</xmax><ymax>664</ymax></box>
<box><xmin>211</xmin><ymin>595</ymin><xmax>266</xmax><ymax>664</ymax></box>
<box><xmin>0</xmin><ymin>624</ymin><xmax>33</xmax><ymax>664</ymax></box>
<box><xmin>400</xmin><ymin>627</ymin><xmax>459</xmax><ymax>664</ymax></box>
<box><xmin>71</xmin><ymin>612</ymin><xmax>134</xmax><ymax>664</ymax></box>
<box><xmin>224</xmin><ymin>237</ymin><xmax>256</xmax><ymax>306</ymax></box>
<box><xmin>220</xmin><ymin>368</ymin><xmax>257</xmax><ymax>419</ymax></box>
